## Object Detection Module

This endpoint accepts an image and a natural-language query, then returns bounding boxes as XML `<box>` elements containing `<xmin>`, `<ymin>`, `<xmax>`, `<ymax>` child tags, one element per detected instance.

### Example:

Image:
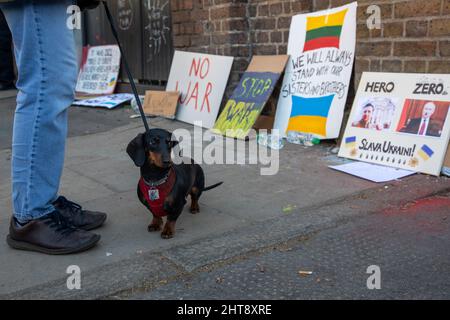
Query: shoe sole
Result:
<box><xmin>6</xmin><ymin>234</ymin><xmax>101</xmax><ymax>255</ymax></box>
<box><xmin>81</xmin><ymin>214</ymin><xmax>107</xmax><ymax>231</ymax></box>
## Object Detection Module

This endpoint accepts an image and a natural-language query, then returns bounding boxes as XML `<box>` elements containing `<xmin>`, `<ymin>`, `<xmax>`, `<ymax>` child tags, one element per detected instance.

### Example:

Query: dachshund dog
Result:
<box><xmin>126</xmin><ymin>128</ymin><xmax>222</xmax><ymax>238</ymax></box>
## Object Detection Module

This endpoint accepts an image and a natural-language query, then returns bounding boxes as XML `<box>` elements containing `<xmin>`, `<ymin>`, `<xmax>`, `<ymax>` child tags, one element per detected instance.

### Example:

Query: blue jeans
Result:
<box><xmin>1</xmin><ymin>0</ymin><xmax>78</xmax><ymax>222</ymax></box>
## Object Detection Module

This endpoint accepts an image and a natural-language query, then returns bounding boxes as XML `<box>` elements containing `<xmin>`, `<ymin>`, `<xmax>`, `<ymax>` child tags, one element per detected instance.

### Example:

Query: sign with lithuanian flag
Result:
<box><xmin>303</xmin><ymin>9</ymin><xmax>347</xmax><ymax>53</ymax></box>
<box><xmin>273</xmin><ymin>2</ymin><xmax>357</xmax><ymax>139</ymax></box>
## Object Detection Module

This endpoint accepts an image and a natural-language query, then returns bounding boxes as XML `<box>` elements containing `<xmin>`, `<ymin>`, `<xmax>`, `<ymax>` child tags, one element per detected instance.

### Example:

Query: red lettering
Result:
<box><xmin>201</xmin><ymin>82</ymin><xmax>212</xmax><ymax>113</ymax></box>
<box><xmin>178</xmin><ymin>81</ymin><xmax>191</xmax><ymax>104</ymax></box>
<box><xmin>186</xmin><ymin>82</ymin><xmax>199</xmax><ymax>110</ymax></box>
<box><xmin>189</xmin><ymin>58</ymin><xmax>201</xmax><ymax>77</ymax></box>
<box><xmin>200</xmin><ymin>58</ymin><xmax>210</xmax><ymax>79</ymax></box>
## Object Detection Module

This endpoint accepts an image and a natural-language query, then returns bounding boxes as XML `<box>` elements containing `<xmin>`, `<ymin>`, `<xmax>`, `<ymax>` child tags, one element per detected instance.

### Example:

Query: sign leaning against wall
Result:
<box><xmin>273</xmin><ymin>2</ymin><xmax>357</xmax><ymax>139</ymax></box>
<box><xmin>339</xmin><ymin>72</ymin><xmax>450</xmax><ymax>176</ymax></box>
<box><xmin>75</xmin><ymin>45</ymin><xmax>121</xmax><ymax>96</ymax></box>
<box><xmin>166</xmin><ymin>50</ymin><xmax>234</xmax><ymax>129</ymax></box>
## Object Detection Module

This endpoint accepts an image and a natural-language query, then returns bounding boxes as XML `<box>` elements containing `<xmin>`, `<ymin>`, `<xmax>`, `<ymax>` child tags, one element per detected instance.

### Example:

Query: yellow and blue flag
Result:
<box><xmin>345</xmin><ymin>136</ymin><xmax>356</xmax><ymax>148</ymax></box>
<box><xmin>287</xmin><ymin>94</ymin><xmax>335</xmax><ymax>137</ymax></box>
<box><xmin>418</xmin><ymin>144</ymin><xmax>434</xmax><ymax>161</ymax></box>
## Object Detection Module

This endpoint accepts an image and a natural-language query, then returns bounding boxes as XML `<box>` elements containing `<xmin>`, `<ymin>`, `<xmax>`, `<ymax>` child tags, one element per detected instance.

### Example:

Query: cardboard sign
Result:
<box><xmin>143</xmin><ymin>91</ymin><xmax>179</xmax><ymax>119</ymax></box>
<box><xmin>273</xmin><ymin>2</ymin><xmax>357</xmax><ymax>139</ymax></box>
<box><xmin>166</xmin><ymin>50</ymin><xmax>233</xmax><ymax>128</ymax></box>
<box><xmin>211</xmin><ymin>55</ymin><xmax>288</xmax><ymax>139</ymax></box>
<box><xmin>75</xmin><ymin>45</ymin><xmax>121</xmax><ymax>95</ymax></box>
<box><xmin>72</xmin><ymin>94</ymin><xmax>133</xmax><ymax>109</ymax></box>
<box><xmin>339</xmin><ymin>72</ymin><xmax>450</xmax><ymax>176</ymax></box>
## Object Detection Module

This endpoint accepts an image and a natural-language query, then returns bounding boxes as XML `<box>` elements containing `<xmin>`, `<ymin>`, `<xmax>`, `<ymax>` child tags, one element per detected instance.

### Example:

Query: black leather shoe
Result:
<box><xmin>53</xmin><ymin>196</ymin><xmax>107</xmax><ymax>231</ymax></box>
<box><xmin>6</xmin><ymin>211</ymin><xmax>100</xmax><ymax>255</ymax></box>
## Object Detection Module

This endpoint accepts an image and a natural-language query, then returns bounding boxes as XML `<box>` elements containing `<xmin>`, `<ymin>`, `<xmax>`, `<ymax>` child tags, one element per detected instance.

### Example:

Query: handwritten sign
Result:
<box><xmin>273</xmin><ymin>2</ymin><xmax>357</xmax><ymax>139</ymax></box>
<box><xmin>166</xmin><ymin>50</ymin><xmax>233</xmax><ymax>128</ymax></box>
<box><xmin>143</xmin><ymin>90</ymin><xmax>179</xmax><ymax>119</ymax></box>
<box><xmin>212</xmin><ymin>55</ymin><xmax>288</xmax><ymax>139</ymax></box>
<box><xmin>339</xmin><ymin>72</ymin><xmax>450</xmax><ymax>176</ymax></box>
<box><xmin>75</xmin><ymin>45</ymin><xmax>121</xmax><ymax>95</ymax></box>
<box><xmin>212</xmin><ymin>72</ymin><xmax>280</xmax><ymax>139</ymax></box>
<box><xmin>72</xmin><ymin>93</ymin><xmax>133</xmax><ymax>109</ymax></box>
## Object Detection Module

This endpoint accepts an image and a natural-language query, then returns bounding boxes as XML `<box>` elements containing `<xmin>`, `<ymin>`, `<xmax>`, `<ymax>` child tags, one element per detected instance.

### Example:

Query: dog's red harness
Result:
<box><xmin>138</xmin><ymin>168</ymin><xmax>176</xmax><ymax>217</ymax></box>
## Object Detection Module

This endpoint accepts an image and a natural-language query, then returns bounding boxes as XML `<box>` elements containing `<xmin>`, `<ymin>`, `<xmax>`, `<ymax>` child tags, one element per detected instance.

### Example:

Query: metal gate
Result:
<box><xmin>83</xmin><ymin>0</ymin><xmax>174</xmax><ymax>84</ymax></box>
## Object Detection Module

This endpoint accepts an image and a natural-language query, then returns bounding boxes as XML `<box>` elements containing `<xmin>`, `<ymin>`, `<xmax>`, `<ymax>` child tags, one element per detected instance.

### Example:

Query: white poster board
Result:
<box><xmin>329</xmin><ymin>162</ymin><xmax>415</xmax><ymax>183</ymax></box>
<box><xmin>339</xmin><ymin>72</ymin><xmax>450</xmax><ymax>176</ymax></box>
<box><xmin>273</xmin><ymin>2</ymin><xmax>357</xmax><ymax>139</ymax></box>
<box><xmin>166</xmin><ymin>50</ymin><xmax>233</xmax><ymax>128</ymax></box>
<box><xmin>75</xmin><ymin>45</ymin><xmax>121</xmax><ymax>95</ymax></box>
<box><xmin>72</xmin><ymin>94</ymin><xmax>133</xmax><ymax>109</ymax></box>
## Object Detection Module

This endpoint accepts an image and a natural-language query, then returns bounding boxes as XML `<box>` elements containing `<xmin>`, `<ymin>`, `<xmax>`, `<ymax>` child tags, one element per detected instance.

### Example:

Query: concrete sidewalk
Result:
<box><xmin>0</xmin><ymin>116</ymin><xmax>449</xmax><ymax>299</ymax></box>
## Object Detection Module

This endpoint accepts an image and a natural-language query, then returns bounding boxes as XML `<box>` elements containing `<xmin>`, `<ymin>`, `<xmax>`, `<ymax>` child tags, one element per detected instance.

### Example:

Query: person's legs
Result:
<box><xmin>2</xmin><ymin>0</ymin><xmax>105</xmax><ymax>254</ymax></box>
<box><xmin>2</xmin><ymin>0</ymin><xmax>78</xmax><ymax>222</ymax></box>
<box><xmin>0</xmin><ymin>9</ymin><xmax>15</xmax><ymax>88</ymax></box>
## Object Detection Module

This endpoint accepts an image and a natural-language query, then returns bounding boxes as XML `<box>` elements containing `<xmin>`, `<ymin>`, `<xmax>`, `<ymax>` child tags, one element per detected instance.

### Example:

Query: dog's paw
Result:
<box><xmin>161</xmin><ymin>221</ymin><xmax>175</xmax><ymax>239</ymax></box>
<box><xmin>147</xmin><ymin>224</ymin><xmax>161</xmax><ymax>232</ymax></box>
<box><xmin>190</xmin><ymin>207</ymin><xmax>199</xmax><ymax>214</ymax></box>
<box><xmin>190</xmin><ymin>200</ymin><xmax>200</xmax><ymax>214</ymax></box>
<box><xmin>161</xmin><ymin>230</ymin><xmax>174</xmax><ymax>239</ymax></box>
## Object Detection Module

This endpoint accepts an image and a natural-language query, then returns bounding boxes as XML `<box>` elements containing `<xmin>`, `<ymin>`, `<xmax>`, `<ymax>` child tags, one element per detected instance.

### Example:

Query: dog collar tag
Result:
<box><xmin>148</xmin><ymin>188</ymin><xmax>160</xmax><ymax>201</ymax></box>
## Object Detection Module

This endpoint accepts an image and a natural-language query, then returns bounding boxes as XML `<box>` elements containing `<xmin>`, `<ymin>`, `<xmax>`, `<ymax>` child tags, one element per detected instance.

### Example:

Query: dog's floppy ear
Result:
<box><xmin>169</xmin><ymin>133</ymin><xmax>179</xmax><ymax>149</ymax></box>
<box><xmin>169</xmin><ymin>139</ymin><xmax>179</xmax><ymax>149</ymax></box>
<box><xmin>127</xmin><ymin>133</ymin><xmax>146</xmax><ymax>167</ymax></box>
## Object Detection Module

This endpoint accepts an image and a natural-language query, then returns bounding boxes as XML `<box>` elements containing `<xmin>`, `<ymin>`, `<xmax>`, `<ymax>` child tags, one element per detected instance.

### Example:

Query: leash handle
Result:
<box><xmin>101</xmin><ymin>0</ymin><xmax>150</xmax><ymax>132</ymax></box>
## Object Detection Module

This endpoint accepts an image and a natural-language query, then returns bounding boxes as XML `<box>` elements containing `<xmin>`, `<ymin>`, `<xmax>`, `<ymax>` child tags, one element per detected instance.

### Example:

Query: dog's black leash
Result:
<box><xmin>101</xmin><ymin>1</ymin><xmax>150</xmax><ymax>132</ymax></box>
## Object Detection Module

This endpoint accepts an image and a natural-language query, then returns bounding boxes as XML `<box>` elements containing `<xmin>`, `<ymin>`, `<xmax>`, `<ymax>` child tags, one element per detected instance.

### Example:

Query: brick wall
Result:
<box><xmin>323</xmin><ymin>0</ymin><xmax>450</xmax><ymax>86</ymax></box>
<box><xmin>171</xmin><ymin>0</ymin><xmax>450</xmax><ymax>98</ymax></box>
<box><xmin>171</xmin><ymin>0</ymin><xmax>312</xmax><ymax>98</ymax></box>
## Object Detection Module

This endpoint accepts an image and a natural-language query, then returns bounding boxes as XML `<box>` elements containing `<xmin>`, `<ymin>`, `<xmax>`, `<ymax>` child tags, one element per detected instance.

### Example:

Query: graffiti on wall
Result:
<box><xmin>143</xmin><ymin>0</ymin><xmax>171</xmax><ymax>61</ymax></box>
<box><xmin>117</xmin><ymin>0</ymin><xmax>133</xmax><ymax>31</ymax></box>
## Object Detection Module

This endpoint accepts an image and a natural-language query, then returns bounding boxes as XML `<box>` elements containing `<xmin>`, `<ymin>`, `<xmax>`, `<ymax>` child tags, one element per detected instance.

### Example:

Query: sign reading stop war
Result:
<box><xmin>212</xmin><ymin>55</ymin><xmax>288</xmax><ymax>139</ymax></box>
<box><xmin>212</xmin><ymin>72</ymin><xmax>281</xmax><ymax>139</ymax></box>
<box><xmin>166</xmin><ymin>51</ymin><xmax>233</xmax><ymax>128</ymax></box>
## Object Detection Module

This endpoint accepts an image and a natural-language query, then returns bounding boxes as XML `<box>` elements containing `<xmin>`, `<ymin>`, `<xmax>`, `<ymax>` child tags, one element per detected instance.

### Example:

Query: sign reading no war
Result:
<box><xmin>166</xmin><ymin>51</ymin><xmax>233</xmax><ymax>128</ymax></box>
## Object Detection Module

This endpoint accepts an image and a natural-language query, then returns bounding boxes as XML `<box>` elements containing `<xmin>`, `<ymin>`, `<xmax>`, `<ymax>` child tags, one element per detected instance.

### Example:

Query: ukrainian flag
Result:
<box><xmin>108</xmin><ymin>77</ymin><xmax>116</xmax><ymax>86</ymax></box>
<box><xmin>303</xmin><ymin>9</ymin><xmax>348</xmax><ymax>52</ymax></box>
<box><xmin>418</xmin><ymin>144</ymin><xmax>434</xmax><ymax>161</ymax></box>
<box><xmin>287</xmin><ymin>94</ymin><xmax>334</xmax><ymax>137</ymax></box>
<box><xmin>345</xmin><ymin>136</ymin><xmax>356</xmax><ymax>148</ymax></box>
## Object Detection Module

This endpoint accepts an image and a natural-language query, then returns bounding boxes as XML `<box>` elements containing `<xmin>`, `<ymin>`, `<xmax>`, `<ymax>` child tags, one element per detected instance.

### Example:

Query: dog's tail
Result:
<box><xmin>203</xmin><ymin>181</ymin><xmax>223</xmax><ymax>191</ymax></box>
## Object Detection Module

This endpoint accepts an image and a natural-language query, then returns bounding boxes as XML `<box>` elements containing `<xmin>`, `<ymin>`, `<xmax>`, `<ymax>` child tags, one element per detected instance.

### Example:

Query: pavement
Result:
<box><xmin>0</xmin><ymin>91</ymin><xmax>449</xmax><ymax>299</ymax></box>
<box><xmin>0</xmin><ymin>89</ymin><xmax>136</xmax><ymax>150</ymax></box>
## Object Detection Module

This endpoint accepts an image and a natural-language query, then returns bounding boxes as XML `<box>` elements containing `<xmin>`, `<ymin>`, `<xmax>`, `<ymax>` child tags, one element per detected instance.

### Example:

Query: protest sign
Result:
<box><xmin>212</xmin><ymin>55</ymin><xmax>288</xmax><ymax>139</ymax></box>
<box><xmin>166</xmin><ymin>51</ymin><xmax>233</xmax><ymax>128</ymax></box>
<box><xmin>72</xmin><ymin>93</ymin><xmax>133</xmax><ymax>109</ymax></box>
<box><xmin>273</xmin><ymin>2</ymin><xmax>357</xmax><ymax>139</ymax></box>
<box><xmin>143</xmin><ymin>90</ymin><xmax>180</xmax><ymax>119</ymax></box>
<box><xmin>75</xmin><ymin>45</ymin><xmax>121</xmax><ymax>95</ymax></box>
<box><xmin>339</xmin><ymin>72</ymin><xmax>450</xmax><ymax>176</ymax></box>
